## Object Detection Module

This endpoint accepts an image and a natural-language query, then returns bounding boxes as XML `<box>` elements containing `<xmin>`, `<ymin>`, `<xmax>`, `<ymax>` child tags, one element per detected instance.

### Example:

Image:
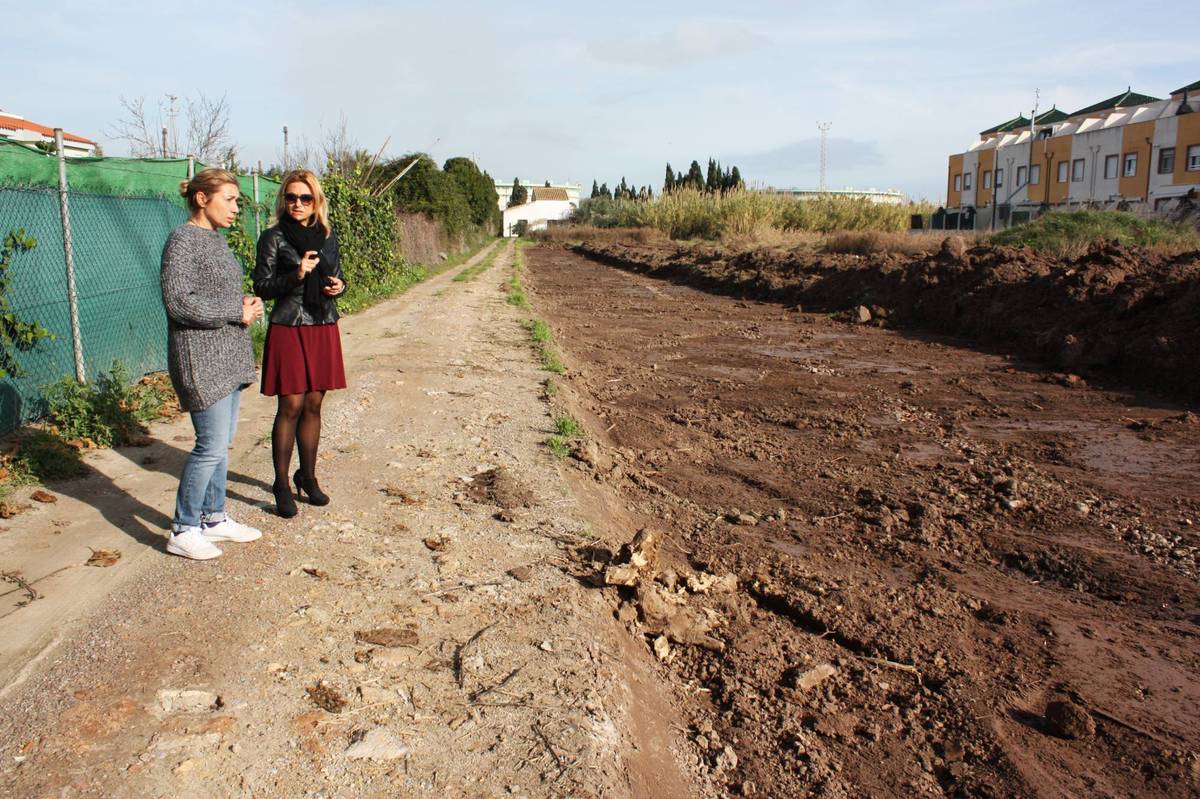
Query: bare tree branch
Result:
<box><xmin>186</xmin><ymin>93</ymin><xmax>231</xmax><ymax>163</ymax></box>
<box><xmin>105</xmin><ymin>95</ymin><xmax>160</xmax><ymax>157</ymax></box>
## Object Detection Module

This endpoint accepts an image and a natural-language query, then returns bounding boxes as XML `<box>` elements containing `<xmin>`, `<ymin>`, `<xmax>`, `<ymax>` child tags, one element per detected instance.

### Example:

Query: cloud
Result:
<box><xmin>589</xmin><ymin>19</ymin><xmax>766</xmax><ymax>68</ymax></box>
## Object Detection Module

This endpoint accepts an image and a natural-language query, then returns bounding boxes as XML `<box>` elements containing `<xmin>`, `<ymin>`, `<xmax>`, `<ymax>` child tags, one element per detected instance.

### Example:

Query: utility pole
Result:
<box><xmin>166</xmin><ymin>94</ymin><xmax>179</xmax><ymax>158</ymax></box>
<box><xmin>283</xmin><ymin>125</ymin><xmax>289</xmax><ymax>171</ymax></box>
<box><xmin>816</xmin><ymin>121</ymin><xmax>832</xmax><ymax>191</ymax></box>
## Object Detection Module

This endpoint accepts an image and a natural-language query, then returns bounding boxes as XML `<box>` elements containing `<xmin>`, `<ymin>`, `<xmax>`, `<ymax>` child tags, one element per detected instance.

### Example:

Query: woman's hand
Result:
<box><xmin>323</xmin><ymin>276</ymin><xmax>345</xmax><ymax>297</ymax></box>
<box><xmin>241</xmin><ymin>296</ymin><xmax>264</xmax><ymax>326</ymax></box>
<box><xmin>297</xmin><ymin>250</ymin><xmax>320</xmax><ymax>281</ymax></box>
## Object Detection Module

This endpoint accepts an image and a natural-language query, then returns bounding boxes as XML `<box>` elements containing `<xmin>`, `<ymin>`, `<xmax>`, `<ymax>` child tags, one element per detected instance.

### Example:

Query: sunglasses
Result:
<box><xmin>284</xmin><ymin>192</ymin><xmax>315</xmax><ymax>206</ymax></box>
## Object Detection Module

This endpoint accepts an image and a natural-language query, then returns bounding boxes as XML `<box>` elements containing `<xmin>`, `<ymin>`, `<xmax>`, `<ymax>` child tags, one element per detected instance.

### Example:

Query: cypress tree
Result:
<box><xmin>664</xmin><ymin>163</ymin><xmax>675</xmax><ymax>193</ymax></box>
<box><xmin>507</xmin><ymin>178</ymin><xmax>527</xmax><ymax>207</ymax></box>
<box><xmin>591</xmin><ymin>180</ymin><xmax>600</xmax><ymax>199</ymax></box>
<box><xmin>729</xmin><ymin>166</ymin><xmax>744</xmax><ymax>191</ymax></box>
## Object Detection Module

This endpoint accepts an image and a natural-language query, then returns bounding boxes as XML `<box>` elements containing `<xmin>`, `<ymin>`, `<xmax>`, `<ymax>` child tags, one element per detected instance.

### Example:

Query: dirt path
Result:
<box><xmin>525</xmin><ymin>244</ymin><xmax>1200</xmax><ymax>798</ymax></box>
<box><xmin>0</xmin><ymin>240</ymin><xmax>695</xmax><ymax>798</ymax></box>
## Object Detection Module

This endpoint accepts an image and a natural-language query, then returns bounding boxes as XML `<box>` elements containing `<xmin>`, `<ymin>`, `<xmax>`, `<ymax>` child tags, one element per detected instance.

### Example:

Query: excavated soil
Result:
<box><xmin>526</xmin><ymin>243</ymin><xmax>1200</xmax><ymax>798</ymax></box>
<box><xmin>572</xmin><ymin>239</ymin><xmax>1200</xmax><ymax>401</ymax></box>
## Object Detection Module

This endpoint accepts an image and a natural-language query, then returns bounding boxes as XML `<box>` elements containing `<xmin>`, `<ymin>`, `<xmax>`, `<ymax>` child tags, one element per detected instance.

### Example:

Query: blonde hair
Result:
<box><xmin>179</xmin><ymin>168</ymin><xmax>239</xmax><ymax>213</ymax></box>
<box><xmin>274</xmin><ymin>169</ymin><xmax>331</xmax><ymax>236</ymax></box>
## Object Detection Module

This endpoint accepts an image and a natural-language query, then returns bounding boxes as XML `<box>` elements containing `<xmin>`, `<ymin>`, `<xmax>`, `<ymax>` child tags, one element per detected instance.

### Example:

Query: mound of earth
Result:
<box><xmin>571</xmin><ymin>238</ymin><xmax>1200</xmax><ymax>400</ymax></box>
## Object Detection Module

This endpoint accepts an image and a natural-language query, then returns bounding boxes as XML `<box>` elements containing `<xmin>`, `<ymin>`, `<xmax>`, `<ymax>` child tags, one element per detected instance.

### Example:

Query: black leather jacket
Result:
<box><xmin>252</xmin><ymin>226</ymin><xmax>347</xmax><ymax>325</ymax></box>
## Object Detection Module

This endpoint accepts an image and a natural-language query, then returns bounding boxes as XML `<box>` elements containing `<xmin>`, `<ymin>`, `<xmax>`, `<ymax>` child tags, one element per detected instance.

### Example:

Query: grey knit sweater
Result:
<box><xmin>160</xmin><ymin>223</ymin><xmax>257</xmax><ymax>411</ymax></box>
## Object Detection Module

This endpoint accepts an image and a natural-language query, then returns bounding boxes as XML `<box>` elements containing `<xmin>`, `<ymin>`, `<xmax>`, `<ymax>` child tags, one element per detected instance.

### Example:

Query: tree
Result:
<box><xmin>663</xmin><ymin>163</ymin><xmax>675</xmax><ymax>194</ymax></box>
<box><xmin>108</xmin><ymin>93</ymin><xmax>232</xmax><ymax>162</ymax></box>
<box><xmin>444</xmin><ymin>157</ymin><xmax>502</xmax><ymax>232</ymax></box>
<box><xmin>728</xmin><ymin>166</ymin><xmax>744</xmax><ymax>191</ymax></box>
<box><xmin>591</xmin><ymin>180</ymin><xmax>600</xmax><ymax>199</ymax></box>
<box><xmin>705</xmin><ymin>159</ymin><xmax>720</xmax><ymax>193</ymax></box>
<box><xmin>381</xmin><ymin>153</ymin><xmax>473</xmax><ymax>236</ymax></box>
<box><xmin>599</xmin><ymin>182</ymin><xmax>611</xmax><ymax>200</ymax></box>
<box><xmin>617</xmin><ymin>176</ymin><xmax>629</xmax><ymax>200</ymax></box>
<box><xmin>686</xmin><ymin>161</ymin><xmax>705</xmax><ymax>191</ymax></box>
<box><xmin>507</xmin><ymin>178</ymin><xmax>528</xmax><ymax>208</ymax></box>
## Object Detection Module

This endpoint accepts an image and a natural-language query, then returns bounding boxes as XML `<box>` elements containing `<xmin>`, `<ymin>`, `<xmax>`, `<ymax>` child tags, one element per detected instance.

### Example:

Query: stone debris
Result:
<box><xmin>785</xmin><ymin>663</ymin><xmax>838</xmax><ymax>691</ymax></box>
<box><xmin>598</xmin><ymin>529</ymin><xmax>730</xmax><ymax>653</ymax></box>
<box><xmin>155</xmin><ymin>689</ymin><xmax>220</xmax><ymax>714</ymax></box>
<box><xmin>1044</xmin><ymin>696</ymin><xmax>1095</xmax><ymax>739</ymax></box>
<box><xmin>507</xmin><ymin>565</ymin><xmax>533</xmax><ymax>582</ymax></box>
<box><xmin>854</xmin><ymin>305</ymin><xmax>873</xmax><ymax>324</ymax></box>
<box><xmin>30</xmin><ymin>490</ymin><xmax>58</xmax><ymax>503</ymax></box>
<box><xmin>345</xmin><ymin>728</ymin><xmax>409</xmax><ymax>761</ymax></box>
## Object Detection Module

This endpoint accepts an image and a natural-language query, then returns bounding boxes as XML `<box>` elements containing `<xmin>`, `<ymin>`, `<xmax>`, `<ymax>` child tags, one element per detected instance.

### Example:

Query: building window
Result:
<box><xmin>1016</xmin><ymin>165</ymin><xmax>1027</xmax><ymax>186</ymax></box>
<box><xmin>1030</xmin><ymin>164</ymin><xmax>1041</xmax><ymax>185</ymax></box>
<box><xmin>1159</xmin><ymin>147</ymin><xmax>1175</xmax><ymax>174</ymax></box>
<box><xmin>963</xmin><ymin>172</ymin><xmax>972</xmax><ymax>190</ymax></box>
<box><xmin>1123</xmin><ymin>153</ymin><xmax>1137</xmax><ymax>177</ymax></box>
<box><xmin>983</xmin><ymin>170</ymin><xmax>992</xmax><ymax>189</ymax></box>
<box><xmin>1072</xmin><ymin>158</ymin><xmax>1085</xmax><ymax>182</ymax></box>
<box><xmin>995</xmin><ymin>168</ymin><xmax>1004</xmax><ymax>188</ymax></box>
<box><xmin>1057</xmin><ymin>161</ymin><xmax>1069</xmax><ymax>182</ymax></box>
<box><xmin>1189</xmin><ymin>145</ymin><xmax>1200</xmax><ymax>171</ymax></box>
<box><xmin>1104</xmin><ymin>154</ymin><xmax>1119</xmax><ymax>179</ymax></box>
<box><xmin>954</xmin><ymin>174</ymin><xmax>962</xmax><ymax>191</ymax></box>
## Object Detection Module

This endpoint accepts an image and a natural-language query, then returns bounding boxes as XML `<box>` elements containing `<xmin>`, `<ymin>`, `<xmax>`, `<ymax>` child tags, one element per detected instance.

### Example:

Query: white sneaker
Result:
<box><xmin>201</xmin><ymin>514</ymin><xmax>263</xmax><ymax>543</ymax></box>
<box><xmin>167</xmin><ymin>527</ymin><xmax>223</xmax><ymax>560</ymax></box>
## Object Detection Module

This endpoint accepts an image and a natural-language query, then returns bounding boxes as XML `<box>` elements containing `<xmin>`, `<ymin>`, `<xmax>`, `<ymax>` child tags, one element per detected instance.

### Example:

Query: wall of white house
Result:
<box><xmin>1068</xmin><ymin>126</ymin><xmax>1122</xmax><ymax>204</ymax></box>
<box><xmin>1150</xmin><ymin>116</ymin><xmax>1184</xmax><ymax>200</ymax></box>
<box><xmin>501</xmin><ymin>199</ymin><xmax>576</xmax><ymax>237</ymax></box>
<box><xmin>994</xmin><ymin>139</ymin><xmax>1032</xmax><ymax>205</ymax></box>
<box><xmin>960</xmin><ymin>150</ymin><xmax>978</xmax><ymax>207</ymax></box>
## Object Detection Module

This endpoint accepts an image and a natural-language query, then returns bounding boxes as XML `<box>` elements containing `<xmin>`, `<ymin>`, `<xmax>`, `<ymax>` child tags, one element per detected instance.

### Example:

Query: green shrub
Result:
<box><xmin>41</xmin><ymin>361</ymin><xmax>174</xmax><ymax>448</ymax></box>
<box><xmin>988</xmin><ymin>210</ymin><xmax>1200</xmax><ymax>258</ymax></box>
<box><xmin>545</xmin><ymin>414</ymin><xmax>584</xmax><ymax>458</ymax></box>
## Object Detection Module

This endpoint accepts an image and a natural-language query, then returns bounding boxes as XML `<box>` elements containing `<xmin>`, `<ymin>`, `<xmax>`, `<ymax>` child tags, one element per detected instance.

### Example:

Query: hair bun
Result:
<box><xmin>179</xmin><ymin>179</ymin><xmax>190</xmax><ymax>197</ymax></box>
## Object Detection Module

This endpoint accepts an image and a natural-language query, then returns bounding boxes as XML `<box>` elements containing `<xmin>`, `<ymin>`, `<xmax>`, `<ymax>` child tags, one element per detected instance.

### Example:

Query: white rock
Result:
<box><xmin>345</xmin><ymin>728</ymin><xmax>409</xmax><ymax>761</ymax></box>
<box><xmin>156</xmin><ymin>689</ymin><xmax>219</xmax><ymax>714</ymax></box>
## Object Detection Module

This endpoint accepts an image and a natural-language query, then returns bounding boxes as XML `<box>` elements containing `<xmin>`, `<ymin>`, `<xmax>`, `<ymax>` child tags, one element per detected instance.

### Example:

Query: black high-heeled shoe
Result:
<box><xmin>294</xmin><ymin>469</ymin><xmax>330</xmax><ymax>506</ymax></box>
<box><xmin>273</xmin><ymin>479</ymin><xmax>298</xmax><ymax>518</ymax></box>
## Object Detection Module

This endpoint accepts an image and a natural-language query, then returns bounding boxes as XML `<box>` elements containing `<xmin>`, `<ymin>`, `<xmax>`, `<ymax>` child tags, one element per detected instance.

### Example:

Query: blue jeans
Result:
<box><xmin>172</xmin><ymin>388</ymin><xmax>242</xmax><ymax>530</ymax></box>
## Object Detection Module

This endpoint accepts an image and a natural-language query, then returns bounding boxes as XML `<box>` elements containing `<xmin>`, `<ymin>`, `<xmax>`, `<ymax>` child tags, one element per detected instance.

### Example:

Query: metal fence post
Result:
<box><xmin>53</xmin><ymin>129</ymin><xmax>87</xmax><ymax>384</ymax></box>
<box><xmin>187</xmin><ymin>155</ymin><xmax>195</xmax><ymax>180</ymax></box>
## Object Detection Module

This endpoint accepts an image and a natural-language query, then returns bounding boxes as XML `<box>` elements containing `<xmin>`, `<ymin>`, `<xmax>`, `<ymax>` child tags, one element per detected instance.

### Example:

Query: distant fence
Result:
<box><xmin>0</xmin><ymin>139</ymin><xmax>280</xmax><ymax>434</ymax></box>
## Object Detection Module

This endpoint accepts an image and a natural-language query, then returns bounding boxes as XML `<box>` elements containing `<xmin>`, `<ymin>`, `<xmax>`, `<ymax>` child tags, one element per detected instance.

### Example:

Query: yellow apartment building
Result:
<box><xmin>945</xmin><ymin>79</ymin><xmax>1199</xmax><ymax>229</ymax></box>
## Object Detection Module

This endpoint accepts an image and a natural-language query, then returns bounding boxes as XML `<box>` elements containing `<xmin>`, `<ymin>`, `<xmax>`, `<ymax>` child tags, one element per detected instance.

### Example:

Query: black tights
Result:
<box><xmin>272</xmin><ymin>391</ymin><xmax>325</xmax><ymax>485</ymax></box>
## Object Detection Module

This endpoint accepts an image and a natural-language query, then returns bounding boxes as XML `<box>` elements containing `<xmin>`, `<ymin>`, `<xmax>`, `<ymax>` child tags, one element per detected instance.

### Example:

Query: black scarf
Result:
<box><xmin>278</xmin><ymin>215</ymin><xmax>332</xmax><ymax>312</ymax></box>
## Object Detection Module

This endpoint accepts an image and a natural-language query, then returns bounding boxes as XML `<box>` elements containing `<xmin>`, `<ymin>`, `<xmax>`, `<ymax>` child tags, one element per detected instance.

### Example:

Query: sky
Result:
<box><xmin>8</xmin><ymin>0</ymin><xmax>1198</xmax><ymax>202</ymax></box>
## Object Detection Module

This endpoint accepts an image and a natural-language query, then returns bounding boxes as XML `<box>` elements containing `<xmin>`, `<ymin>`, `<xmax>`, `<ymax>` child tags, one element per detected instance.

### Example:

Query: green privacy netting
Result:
<box><xmin>0</xmin><ymin>141</ymin><xmax>280</xmax><ymax>433</ymax></box>
<box><xmin>0</xmin><ymin>138</ymin><xmax>280</xmax><ymax>203</ymax></box>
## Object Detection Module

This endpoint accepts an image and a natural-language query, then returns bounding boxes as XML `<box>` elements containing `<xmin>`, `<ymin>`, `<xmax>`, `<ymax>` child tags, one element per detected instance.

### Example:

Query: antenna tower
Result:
<box><xmin>816</xmin><ymin>122</ymin><xmax>832</xmax><ymax>191</ymax></box>
<box><xmin>165</xmin><ymin>94</ymin><xmax>179</xmax><ymax>158</ymax></box>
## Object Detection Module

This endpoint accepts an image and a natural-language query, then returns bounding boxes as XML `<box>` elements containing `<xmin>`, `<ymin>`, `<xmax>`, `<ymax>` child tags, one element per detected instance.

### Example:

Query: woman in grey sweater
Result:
<box><xmin>159</xmin><ymin>168</ymin><xmax>264</xmax><ymax>560</ymax></box>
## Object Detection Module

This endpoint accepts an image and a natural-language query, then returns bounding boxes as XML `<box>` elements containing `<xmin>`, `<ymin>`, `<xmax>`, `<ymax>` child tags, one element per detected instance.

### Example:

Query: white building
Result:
<box><xmin>501</xmin><ymin>186</ymin><xmax>576</xmax><ymax>237</ymax></box>
<box><xmin>0</xmin><ymin>112</ymin><xmax>97</xmax><ymax>157</ymax></box>
<box><xmin>946</xmin><ymin>81</ymin><xmax>1200</xmax><ymax>227</ymax></box>
<box><xmin>495</xmin><ymin>179</ymin><xmax>582</xmax><ymax>211</ymax></box>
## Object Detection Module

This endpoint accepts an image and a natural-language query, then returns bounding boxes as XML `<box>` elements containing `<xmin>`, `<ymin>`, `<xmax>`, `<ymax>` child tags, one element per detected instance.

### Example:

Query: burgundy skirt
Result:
<box><xmin>261</xmin><ymin>323</ymin><xmax>347</xmax><ymax>396</ymax></box>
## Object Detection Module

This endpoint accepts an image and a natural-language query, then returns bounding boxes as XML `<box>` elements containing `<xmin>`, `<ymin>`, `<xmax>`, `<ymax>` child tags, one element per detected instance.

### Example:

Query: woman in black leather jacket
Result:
<box><xmin>252</xmin><ymin>169</ymin><xmax>347</xmax><ymax>517</ymax></box>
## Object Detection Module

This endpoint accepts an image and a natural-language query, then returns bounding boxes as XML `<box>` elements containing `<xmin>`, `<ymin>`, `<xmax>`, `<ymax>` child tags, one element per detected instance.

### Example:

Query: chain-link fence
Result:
<box><xmin>0</xmin><ymin>141</ymin><xmax>280</xmax><ymax>434</ymax></box>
